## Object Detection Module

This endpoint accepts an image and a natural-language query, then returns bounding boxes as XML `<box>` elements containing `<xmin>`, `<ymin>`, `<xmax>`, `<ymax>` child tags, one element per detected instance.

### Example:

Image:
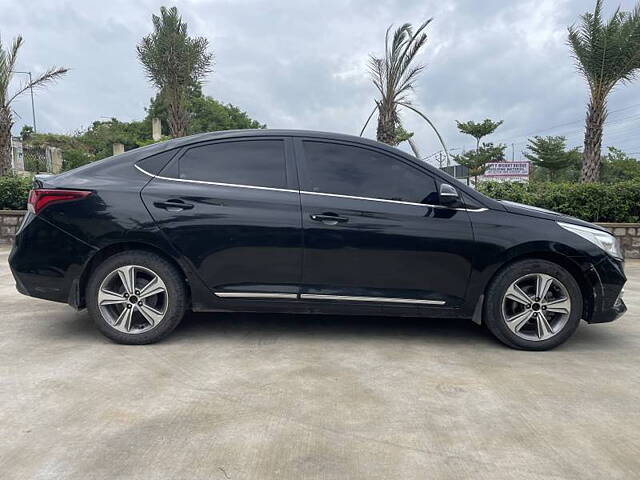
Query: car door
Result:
<box><xmin>141</xmin><ymin>137</ymin><xmax>302</xmax><ymax>298</ymax></box>
<box><xmin>295</xmin><ymin>138</ymin><xmax>474</xmax><ymax>308</ymax></box>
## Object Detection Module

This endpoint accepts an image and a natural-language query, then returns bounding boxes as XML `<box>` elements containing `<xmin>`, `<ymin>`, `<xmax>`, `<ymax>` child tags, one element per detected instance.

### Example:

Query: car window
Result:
<box><xmin>302</xmin><ymin>141</ymin><xmax>439</xmax><ymax>204</ymax></box>
<box><xmin>136</xmin><ymin>150</ymin><xmax>178</xmax><ymax>175</ymax></box>
<box><xmin>179</xmin><ymin>140</ymin><xmax>287</xmax><ymax>188</ymax></box>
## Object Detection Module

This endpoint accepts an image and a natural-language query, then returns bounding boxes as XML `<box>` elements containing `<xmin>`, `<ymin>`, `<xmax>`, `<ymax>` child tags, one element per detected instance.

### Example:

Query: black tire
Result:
<box><xmin>483</xmin><ymin>259</ymin><xmax>583</xmax><ymax>351</ymax></box>
<box><xmin>87</xmin><ymin>251</ymin><xmax>187</xmax><ymax>345</ymax></box>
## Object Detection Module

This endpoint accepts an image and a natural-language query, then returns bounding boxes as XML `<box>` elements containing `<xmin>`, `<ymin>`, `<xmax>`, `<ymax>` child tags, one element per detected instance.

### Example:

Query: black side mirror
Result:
<box><xmin>439</xmin><ymin>183</ymin><xmax>461</xmax><ymax>207</ymax></box>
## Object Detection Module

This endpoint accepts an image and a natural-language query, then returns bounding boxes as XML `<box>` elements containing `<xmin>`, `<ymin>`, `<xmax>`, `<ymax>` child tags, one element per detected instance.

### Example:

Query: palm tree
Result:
<box><xmin>568</xmin><ymin>0</ymin><xmax>640</xmax><ymax>183</ymax></box>
<box><xmin>0</xmin><ymin>35</ymin><xmax>67</xmax><ymax>175</ymax></box>
<box><xmin>361</xmin><ymin>21</ymin><xmax>448</xmax><ymax>161</ymax></box>
<box><xmin>137</xmin><ymin>7</ymin><xmax>213</xmax><ymax>138</ymax></box>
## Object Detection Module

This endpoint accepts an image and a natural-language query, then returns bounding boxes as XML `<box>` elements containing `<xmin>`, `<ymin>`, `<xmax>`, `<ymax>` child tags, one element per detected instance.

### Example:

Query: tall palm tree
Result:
<box><xmin>568</xmin><ymin>0</ymin><xmax>640</xmax><ymax>183</ymax></box>
<box><xmin>0</xmin><ymin>35</ymin><xmax>67</xmax><ymax>175</ymax></box>
<box><xmin>137</xmin><ymin>6</ymin><xmax>213</xmax><ymax>138</ymax></box>
<box><xmin>361</xmin><ymin>21</ymin><xmax>448</xmax><ymax>161</ymax></box>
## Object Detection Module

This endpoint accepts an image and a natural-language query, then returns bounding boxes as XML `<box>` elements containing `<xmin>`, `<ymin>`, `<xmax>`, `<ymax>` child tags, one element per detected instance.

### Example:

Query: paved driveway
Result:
<box><xmin>0</xmin><ymin>246</ymin><xmax>638</xmax><ymax>479</ymax></box>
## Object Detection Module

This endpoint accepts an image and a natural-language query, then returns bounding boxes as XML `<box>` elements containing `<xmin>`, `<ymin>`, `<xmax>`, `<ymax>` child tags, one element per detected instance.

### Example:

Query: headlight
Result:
<box><xmin>558</xmin><ymin>222</ymin><xmax>623</xmax><ymax>260</ymax></box>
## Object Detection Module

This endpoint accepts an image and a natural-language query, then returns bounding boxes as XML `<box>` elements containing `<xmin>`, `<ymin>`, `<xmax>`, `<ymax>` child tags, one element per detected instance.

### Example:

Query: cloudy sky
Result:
<box><xmin>2</xmin><ymin>0</ymin><xmax>640</xmax><ymax>163</ymax></box>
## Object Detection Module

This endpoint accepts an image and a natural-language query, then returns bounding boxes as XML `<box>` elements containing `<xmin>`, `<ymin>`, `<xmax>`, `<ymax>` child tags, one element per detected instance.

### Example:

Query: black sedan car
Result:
<box><xmin>9</xmin><ymin>130</ymin><xmax>626</xmax><ymax>349</ymax></box>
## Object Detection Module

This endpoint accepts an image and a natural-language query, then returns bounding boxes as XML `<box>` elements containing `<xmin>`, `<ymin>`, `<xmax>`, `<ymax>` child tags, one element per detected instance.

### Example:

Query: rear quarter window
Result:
<box><xmin>136</xmin><ymin>150</ymin><xmax>179</xmax><ymax>175</ymax></box>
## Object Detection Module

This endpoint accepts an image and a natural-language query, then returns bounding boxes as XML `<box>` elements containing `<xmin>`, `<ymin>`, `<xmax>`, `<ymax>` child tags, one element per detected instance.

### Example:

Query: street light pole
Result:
<box><xmin>12</xmin><ymin>71</ymin><xmax>37</xmax><ymax>133</ymax></box>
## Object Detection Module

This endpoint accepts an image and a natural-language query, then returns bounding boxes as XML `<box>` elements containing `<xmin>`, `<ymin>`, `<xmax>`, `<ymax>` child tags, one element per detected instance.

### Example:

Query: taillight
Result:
<box><xmin>27</xmin><ymin>189</ymin><xmax>91</xmax><ymax>215</ymax></box>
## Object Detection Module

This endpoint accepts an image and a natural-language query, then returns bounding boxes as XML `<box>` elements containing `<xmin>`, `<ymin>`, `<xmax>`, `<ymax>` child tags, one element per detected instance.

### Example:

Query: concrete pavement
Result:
<box><xmin>0</xmin><ymin>246</ymin><xmax>638</xmax><ymax>479</ymax></box>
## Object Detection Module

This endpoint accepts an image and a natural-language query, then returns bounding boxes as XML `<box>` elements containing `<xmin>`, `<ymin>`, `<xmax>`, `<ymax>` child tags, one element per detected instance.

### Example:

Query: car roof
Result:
<box><xmin>152</xmin><ymin>128</ymin><xmax>401</xmax><ymax>154</ymax></box>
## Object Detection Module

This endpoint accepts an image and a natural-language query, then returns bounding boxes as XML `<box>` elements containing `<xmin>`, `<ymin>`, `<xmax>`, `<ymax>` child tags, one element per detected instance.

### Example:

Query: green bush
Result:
<box><xmin>478</xmin><ymin>181</ymin><xmax>640</xmax><ymax>223</ymax></box>
<box><xmin>0</xmin><ymin>175</ymin><xmax>32</xmax><ymax>210</ymax></box>
<box><xmin>62</xmin><ymin>149</ymin><xmax>95</xmax><ymax>172</ymax></box>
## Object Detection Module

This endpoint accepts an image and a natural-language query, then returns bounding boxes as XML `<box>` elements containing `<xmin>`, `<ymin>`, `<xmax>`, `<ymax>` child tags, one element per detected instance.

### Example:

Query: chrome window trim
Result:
<box><xmin>134</xmin><ymin>165</ymin><xmax>298</xmax><ymax>194</ymax></box>
<box><xmin>300</xmin><ymin>294</ymin><xmax>445</xmax><ymax>305</ymax></box>
<box><xmin>135</xmin><ymin>164</ymin><xmax>487</xmax><ymax>212</ymax></box>
<box><xmin>301</xmin><ymin>190</ymin><xmax>486</xmax><ymax>212</ymax></box>
<box><xmin>215</xmin><ymin>292</ymin><xmax>298</xmax><ymax>299</ymax></box>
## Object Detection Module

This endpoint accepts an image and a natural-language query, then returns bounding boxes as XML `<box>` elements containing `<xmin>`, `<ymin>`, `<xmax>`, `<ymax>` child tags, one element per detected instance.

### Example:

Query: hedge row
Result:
<box><xmin>0</xmin><ymin>176</ymin><xmax>31</xmax><ymax>210</ymax></box>
<box><xmin>477</xmin><ymin>181</ymin><xmax>640</xmax><ymax>223</ymax></box>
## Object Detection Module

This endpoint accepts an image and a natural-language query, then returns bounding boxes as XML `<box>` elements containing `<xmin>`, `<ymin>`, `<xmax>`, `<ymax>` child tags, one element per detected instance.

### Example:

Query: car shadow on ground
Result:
<box><xmin>181</xmin><ymin>311</ymin><xmax>494</xmax><ymax>345</ymax></box>
<box><xmin>44</xmin><ymin>308</ymin><xmax>632</xmax><ymax>351</ymax></box>
<box><xmin>47</xmin><ymin>308</ymin><xmax>491</xmax><ymax>344</ymax></box>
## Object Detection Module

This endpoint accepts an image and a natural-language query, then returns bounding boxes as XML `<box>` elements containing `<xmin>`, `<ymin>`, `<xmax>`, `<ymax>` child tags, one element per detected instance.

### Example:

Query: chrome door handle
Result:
<box><xmin>153</xmin><ymin>200</ymin><xmax>194</xmax><ymax>212</ymax></box>
<box><xmin>310</xmin><ymin>214</ymin><xmax>349</xmax><ymax>225</ymax></box>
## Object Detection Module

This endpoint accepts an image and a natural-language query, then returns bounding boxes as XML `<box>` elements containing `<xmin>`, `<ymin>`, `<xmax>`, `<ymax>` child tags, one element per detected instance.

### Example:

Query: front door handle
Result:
<box><xmin>153</xmin><ymin>199</ymin><xmax>194</xmax><ymax>212</ymax></box>
<box><xmin>310</xmin><ymin>213</ymin><xmax>349</xmax><ymax>226</ymax></box>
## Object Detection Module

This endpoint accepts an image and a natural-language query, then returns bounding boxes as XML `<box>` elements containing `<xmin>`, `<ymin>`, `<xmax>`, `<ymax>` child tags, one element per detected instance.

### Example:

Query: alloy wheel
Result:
<box><xmin>501</xmin><ymin>273</ymin><xmax>572</xmax><ymax>341</ymax></box>
<box><xmin>97</xmin><ymin>265</ymin><xmax>169</xmax><ymax>334</ymax></box>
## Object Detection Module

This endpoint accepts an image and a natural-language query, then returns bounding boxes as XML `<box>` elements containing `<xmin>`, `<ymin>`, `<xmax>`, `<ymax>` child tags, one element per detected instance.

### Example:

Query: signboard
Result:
<box><xmin>484</xmin><ymin>161</ymin><xmax>530</xmax><ymax>178</ymax></box>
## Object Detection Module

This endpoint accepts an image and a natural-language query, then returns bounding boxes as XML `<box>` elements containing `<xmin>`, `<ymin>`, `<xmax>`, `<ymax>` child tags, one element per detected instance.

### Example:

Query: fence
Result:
<box><xmin>23</xmin><ymin>145</ymin><xmax>49</xmax><ymax>173</ymax></box>
<box><xmin>10</xmin><ymin>138</ymin><xmax>62</xmax><ymax>174</ymax></box>
<box><xmin>441</xmin><ymin>164</ymin><xmax>469</xmax><ymax>181</ymax></box>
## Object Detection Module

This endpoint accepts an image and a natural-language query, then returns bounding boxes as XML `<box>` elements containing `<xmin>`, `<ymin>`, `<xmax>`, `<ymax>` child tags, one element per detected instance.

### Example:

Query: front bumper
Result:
<box><xmin>585</xmin><ymin>255</ymin><xmax>627</xmax><ymax>324</ymax></box>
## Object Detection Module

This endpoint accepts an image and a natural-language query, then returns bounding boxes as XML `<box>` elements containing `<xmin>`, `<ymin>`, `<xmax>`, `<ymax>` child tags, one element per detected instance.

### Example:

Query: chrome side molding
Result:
<box><xmin>300</xmin><ymin>294</ymin><xmax>445</xmax><ymax>305</ymax></box>
<box><xmin>214</xmin><ymin>291</ymin><xmax>446</xmax><ymax>305</ymax></box>
<box><xmin>215</xmin><ymin>292</ymin><xmax>298</xmax><ymax>299</ymax></box>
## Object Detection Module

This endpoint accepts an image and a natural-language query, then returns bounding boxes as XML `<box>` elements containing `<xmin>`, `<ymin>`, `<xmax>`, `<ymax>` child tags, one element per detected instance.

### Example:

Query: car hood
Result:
<box><xmin>500</xmin><ymin>200</ymin><xmax>607</xmax><ymax>232</ymax></box>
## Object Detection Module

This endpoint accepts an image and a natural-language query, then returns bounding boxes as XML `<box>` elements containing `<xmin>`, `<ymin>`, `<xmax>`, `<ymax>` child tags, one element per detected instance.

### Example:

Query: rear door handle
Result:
<box><xmin>153</xmin><ymin>199</ymin><xmax>194</xmax><ymax>212</ymax></box>
<box><xmin>310</xmin><ymin>213</ymin><xmax>349</xmax><ymax>225</ymax></box>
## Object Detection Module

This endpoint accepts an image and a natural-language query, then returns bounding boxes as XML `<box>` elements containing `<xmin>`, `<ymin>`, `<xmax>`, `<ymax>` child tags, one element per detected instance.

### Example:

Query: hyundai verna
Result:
<box><xmin>9</xmin><ymin>130</ymin><xmax>627</xmax><ymax>349</ymax></box>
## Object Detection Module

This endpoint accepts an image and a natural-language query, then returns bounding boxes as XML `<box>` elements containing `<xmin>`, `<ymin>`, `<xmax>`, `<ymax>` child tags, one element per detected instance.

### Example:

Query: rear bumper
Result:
<box><xmin>9</xmin><ymin>213</ymin><xmax>95</xmax><ymax>306</ymax></box>
<box><xmin>585</xmin><ymin>255</ymin><xmax>627</xmax><ymax>324</ymax></box>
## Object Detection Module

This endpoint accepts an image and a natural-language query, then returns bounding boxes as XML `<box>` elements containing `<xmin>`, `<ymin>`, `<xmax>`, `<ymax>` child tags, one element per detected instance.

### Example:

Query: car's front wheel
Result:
<box><xmin>484</xmin><ymin>259</ymin><xmax>583</xmax><ymax>350</ymax></box>
<box><xmin>87</xmin><ymin>251</ymin><xmax>187</xmax><ymax>344</ymax></box>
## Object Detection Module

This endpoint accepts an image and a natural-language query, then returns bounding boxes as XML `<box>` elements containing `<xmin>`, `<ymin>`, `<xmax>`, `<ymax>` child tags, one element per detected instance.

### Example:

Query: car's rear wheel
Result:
<box><xmin>484</xmin><ymin>259</ymin><xmax>582</xmax><ymax>350</ymax></box>
<box><xmin>87</xmin><ymin>251</ymin><xmax>186</xmax><ymax>344</ymax></box>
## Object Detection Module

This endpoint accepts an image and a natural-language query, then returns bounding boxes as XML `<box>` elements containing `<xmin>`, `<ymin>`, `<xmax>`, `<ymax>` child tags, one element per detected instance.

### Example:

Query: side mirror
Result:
<box><xmin>439</xmin><ymin>183</ymin><xmax>461</xmax><ymax>207</ymax></box>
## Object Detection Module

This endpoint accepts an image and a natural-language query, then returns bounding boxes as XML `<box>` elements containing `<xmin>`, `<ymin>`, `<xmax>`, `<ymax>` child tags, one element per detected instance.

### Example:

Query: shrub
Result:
<box><xmin>62</xmin><ymin>149</ymin><xmax>95</xmax><ymax>172</ymax></box>
<box><xmin>478</xmin><ymin>181</ymin><xmax>640</xmax><ymax>223</ymax></box>
<box><xmin>0</xmin><ymin>175</ymin><xmax>32</xmax><ymax>210</ymax></box>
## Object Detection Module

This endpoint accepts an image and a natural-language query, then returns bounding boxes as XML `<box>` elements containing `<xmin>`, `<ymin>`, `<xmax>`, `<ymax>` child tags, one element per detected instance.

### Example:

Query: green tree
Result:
<box><xmin>78</xmin><ymin>118</ymin><xmax>152</xmax><ymax>158</ymax></box>
<box><xmin>361</xmin><ymin>21</ymin><xmax>448</xmax><ymax>159</ymax></box>
<box><xmin>524</xmin><ymin>136</ymin><xmax>581</xmax><ymax>180</ymax></box>
<box><xmin>600</xmin><ymin>147</ymin><xmax>640</xmax><ymax>182</ymax></box>
<box><xmin>455</xmin><ymin>143</ymin><xmax>507</xmax><ymax>185</ymax></box>
<box><xmin>456</xmin><ymin>119</ymin><xmax>503</xmax><ymax>150</ymax></box>
<box><xmin>147</xmin><ymin>86</ymin><xmax>265</xmax><ymax>135</ymax></box>
<box><xmin>137</xmin><ymin>6</ymin><xmax>213</xmax><ymax>138</ymax></box>
<box><xmin>0</xmin><ymin>35</ymin><xmax>67</xmax><ymax>175</ymax></box>
<box><xmin>568</xmin><ymin>0</ymin><xmax>640</xmax><ymax>183</ymax></box>
<box><xmin>24</xmin><ymin>118</ymin><xmax>152</xmax><ymax>166</ymax></box>
<box><xmin>453</xmin><ymin>119</ymin><xmax>506</xmax><ymax>185</ymax></box>
<box><xmin>20</xmin><ymin>125</ymin><xmax>33</xmax><ymax>141</ymax></box>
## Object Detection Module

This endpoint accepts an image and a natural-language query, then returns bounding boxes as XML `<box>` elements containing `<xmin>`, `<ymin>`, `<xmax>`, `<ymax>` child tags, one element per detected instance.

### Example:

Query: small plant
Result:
<box><xmin>453</xmin><ymin>119</ymin><xmax>506</xmax><ymax>185</ymax></box>
<box><xmin>0</xmin><ymin>175</ymin><xmax>31</xmax><ymax>210</ymax></box>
